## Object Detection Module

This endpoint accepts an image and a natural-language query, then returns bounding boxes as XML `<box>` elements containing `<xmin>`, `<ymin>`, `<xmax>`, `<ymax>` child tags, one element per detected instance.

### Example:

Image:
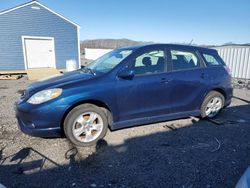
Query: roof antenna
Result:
<box><xmin>189</xmin><ymin>39</ymin><xmax>193</xmax><ymax>45</ymax></box>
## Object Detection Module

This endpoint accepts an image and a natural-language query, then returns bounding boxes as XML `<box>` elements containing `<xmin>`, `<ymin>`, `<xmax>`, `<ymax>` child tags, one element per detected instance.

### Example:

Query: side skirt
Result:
<box><xmin>110</xmin><ymin>110</ymin><xmax>201</xmax><ymax>130</ymax></box>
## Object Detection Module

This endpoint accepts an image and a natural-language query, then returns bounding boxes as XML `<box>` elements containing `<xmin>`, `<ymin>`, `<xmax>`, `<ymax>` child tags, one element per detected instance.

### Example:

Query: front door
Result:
<box><xmin>23</xmin><ymin>37</ymin><xmax>56</xmax><ymax>69</ymax></box>
<box><xmin>116</xmin><ymin>47</ymin><xmax>172</xmax><ymax>122</ymax></box>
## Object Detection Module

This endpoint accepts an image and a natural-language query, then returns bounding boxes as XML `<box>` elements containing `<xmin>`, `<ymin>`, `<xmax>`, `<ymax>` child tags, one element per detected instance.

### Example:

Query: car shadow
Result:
<box><xmin>0</xmin><ymin>104</ymin><xmax>250</xmax><ymax>187</ymax></box>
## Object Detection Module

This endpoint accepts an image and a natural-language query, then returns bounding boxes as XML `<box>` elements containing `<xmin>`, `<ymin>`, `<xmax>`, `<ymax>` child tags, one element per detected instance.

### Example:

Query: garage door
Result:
<box><xmin>23</xmin><ymin>37</ymin><xmax>56</xmax><ymax>69</ymax></box>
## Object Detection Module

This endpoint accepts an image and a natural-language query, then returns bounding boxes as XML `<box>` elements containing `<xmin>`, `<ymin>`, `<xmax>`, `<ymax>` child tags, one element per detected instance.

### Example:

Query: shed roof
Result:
<box><xmin>0</xmin><ymin>1</ymin><xmax>80</xmax><ymax>28</ymax></box>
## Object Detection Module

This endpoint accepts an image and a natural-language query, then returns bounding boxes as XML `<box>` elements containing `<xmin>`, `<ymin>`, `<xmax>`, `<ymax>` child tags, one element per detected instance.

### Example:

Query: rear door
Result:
<box><xmin>167</xmin><ymin>47</ymin><xmax>208</xmax><ymax>113</ymax></box>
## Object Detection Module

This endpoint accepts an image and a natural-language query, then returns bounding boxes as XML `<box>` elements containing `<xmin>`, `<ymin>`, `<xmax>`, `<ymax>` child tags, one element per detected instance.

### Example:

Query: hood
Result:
<box><xmin>27</xmin><ymin>70</ymin><xmax>94</xmax><ymax>93</ymax></box>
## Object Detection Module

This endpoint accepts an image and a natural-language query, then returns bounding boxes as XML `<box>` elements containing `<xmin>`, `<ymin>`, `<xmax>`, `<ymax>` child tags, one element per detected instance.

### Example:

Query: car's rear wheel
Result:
<box><xmin>64</xmin><ymin>104</ymin><xmax>108</xmax><ymax>147</ymax></box>
<box><xmin>201</xmin><ymin>91</ymin><xmax>225</xmax><ymax>118</ymax></box>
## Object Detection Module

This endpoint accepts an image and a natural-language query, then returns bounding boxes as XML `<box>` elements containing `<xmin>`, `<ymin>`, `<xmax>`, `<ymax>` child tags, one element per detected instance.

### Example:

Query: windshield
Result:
<box><xmin>86</xmin><ymin>49</ymin><xmax>133</xmax><ymax>73</ymax></box>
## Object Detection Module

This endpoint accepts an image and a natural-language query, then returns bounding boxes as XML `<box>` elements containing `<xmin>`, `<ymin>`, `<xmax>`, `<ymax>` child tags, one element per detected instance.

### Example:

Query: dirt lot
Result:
<box><xmin>0</xmin><ymin>78</ymin><xmax>250</xmax><ymax>188</ymax></box>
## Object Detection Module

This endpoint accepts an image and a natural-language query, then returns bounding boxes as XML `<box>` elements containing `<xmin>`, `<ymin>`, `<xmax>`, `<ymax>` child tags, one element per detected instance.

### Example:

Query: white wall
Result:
<box><xmin>85</xmin><ymin>48</ymin><xmax>113</xmax><ymax>60</ymax></box>
<box><xmin>213</xmin><ymin>46</ymin><xmax>250</xmax><ymax>79</ymax></box>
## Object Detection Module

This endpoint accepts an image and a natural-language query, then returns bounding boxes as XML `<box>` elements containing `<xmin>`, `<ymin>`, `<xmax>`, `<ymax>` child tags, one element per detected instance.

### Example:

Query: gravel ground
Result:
<box><xmin>0</xmin><ymin>77</ymin><xmax>250</xmax><ymax>188</ymax></box>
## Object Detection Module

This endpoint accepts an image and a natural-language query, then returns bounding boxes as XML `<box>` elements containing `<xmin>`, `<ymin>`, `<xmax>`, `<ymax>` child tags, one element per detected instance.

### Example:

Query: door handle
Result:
<box><xmin>200</xmin><ymin>73</ymin><xmax>205</xmax><ymax>79</ymax></box>
<box><xmin>161</xmin><ymin>78</ymin><xmax>172</xmax><ymax>84</ymax></box>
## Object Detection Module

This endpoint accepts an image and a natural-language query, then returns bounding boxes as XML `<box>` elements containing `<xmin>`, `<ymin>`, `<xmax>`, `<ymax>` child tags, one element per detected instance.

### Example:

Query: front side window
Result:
<box><xmin>171</xmin><ymin>50</ymin><xmax>200</xmax><ymax>71</ymax></box>
<box><xmin>129</xmin><ymin>50</ymin><xmax>166</xmax><ymax>75</ymax></box>
<box><xmin>86</xmin><ymin>49</ymin><xmax>133</xmax><ymax>73</ymax></box>
<box><xmin>202</xmin><ymin>52</ymin><xmax>225</xmax><ymax>66</ymax></box>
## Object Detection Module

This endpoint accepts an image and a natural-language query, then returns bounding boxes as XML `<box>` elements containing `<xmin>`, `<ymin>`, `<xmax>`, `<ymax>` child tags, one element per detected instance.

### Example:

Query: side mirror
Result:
<box><xmin>117</xmin><ymin>68</ymin><xmax>135</xmax><ymax>80</ymax></box>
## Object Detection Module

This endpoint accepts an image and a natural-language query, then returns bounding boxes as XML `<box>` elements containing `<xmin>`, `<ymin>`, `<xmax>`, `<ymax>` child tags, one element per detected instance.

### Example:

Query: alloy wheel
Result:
<box><xmin>205</xmin><ymin>96</ymin><xmax>223</xmax><ymax>118</ymax></box>
<box><xmin>72</xmin><ymin>112</ymin><xmax>104</xmax><ymax>143</ymax></box>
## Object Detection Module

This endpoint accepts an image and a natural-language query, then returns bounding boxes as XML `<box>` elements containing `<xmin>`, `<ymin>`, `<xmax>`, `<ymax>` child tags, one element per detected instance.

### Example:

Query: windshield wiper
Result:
<box><xmin>81</xmin><ymin>67</ymin><xmax>96</xmax><ymax>75</ymax></box>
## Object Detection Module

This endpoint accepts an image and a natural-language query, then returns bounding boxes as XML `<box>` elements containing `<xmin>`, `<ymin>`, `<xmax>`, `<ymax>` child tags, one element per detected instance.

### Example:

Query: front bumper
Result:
<box><xmin>17</xmin><ymin>117</ymin><xmax>62</xmax><ymax>137</ymax></box>
<box><xmin>15</xmin><ymin>99</ymin><xmax>69</xmax><ymax>137</ymax></box>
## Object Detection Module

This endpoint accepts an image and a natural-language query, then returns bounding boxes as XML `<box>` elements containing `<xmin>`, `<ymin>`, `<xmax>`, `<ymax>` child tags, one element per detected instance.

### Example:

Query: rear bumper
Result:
<box><xmin>224</xmin><ymin>98</ymin><xmax>232</xmax><ymax>107</ymax></box>
<box><xmin>225</xmin><ymin>87</ymin><xmax>233</xmax><ymax>107</ymax></box>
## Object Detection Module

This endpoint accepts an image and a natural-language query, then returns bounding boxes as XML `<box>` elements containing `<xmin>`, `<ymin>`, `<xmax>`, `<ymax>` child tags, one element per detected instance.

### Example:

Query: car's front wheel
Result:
<box><xmin>64</xmin><ymin>104</ymin><xmax>108</xmax><ymax>147</ymax></box>
<box><xmin>201</xmin><ymin>91</ymin><xmax>225</xmax><ymax>118</ymax></box>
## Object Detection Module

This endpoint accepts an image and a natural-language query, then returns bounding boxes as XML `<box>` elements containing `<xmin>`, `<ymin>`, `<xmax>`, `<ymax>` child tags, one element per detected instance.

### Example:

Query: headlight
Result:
<box><xmin>27</xmin><ymin>88</ymin><xmax>62</xmax><ymax>104</ymax></box>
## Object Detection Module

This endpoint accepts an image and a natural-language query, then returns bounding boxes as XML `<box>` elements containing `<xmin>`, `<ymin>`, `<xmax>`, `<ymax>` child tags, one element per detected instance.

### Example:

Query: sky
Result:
<box><xmin>1</xmin><ymin>0</ymin><xmax>250</xmax><ymax>45</ymax></box>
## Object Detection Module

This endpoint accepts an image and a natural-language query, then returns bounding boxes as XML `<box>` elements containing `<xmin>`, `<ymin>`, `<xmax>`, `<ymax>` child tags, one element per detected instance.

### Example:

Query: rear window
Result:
<box><xmin>201</xmin><ymin>52</ymin><xmax>225</xmax><ymax>66</ymax></box>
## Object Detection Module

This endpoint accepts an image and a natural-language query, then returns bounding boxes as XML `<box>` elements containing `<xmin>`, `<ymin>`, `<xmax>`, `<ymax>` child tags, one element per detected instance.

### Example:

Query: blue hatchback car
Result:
<box><xmin>16</xmin><ymin>44</ymin><xmax>233</xmax><ymax>146</ymax></box>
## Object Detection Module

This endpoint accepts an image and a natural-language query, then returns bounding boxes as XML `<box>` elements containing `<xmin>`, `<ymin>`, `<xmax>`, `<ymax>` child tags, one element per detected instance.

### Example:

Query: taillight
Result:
<box><xmin>224</xmin><ymin>66</ymin><xmax>231</xmax><ymax>75</ymax></box>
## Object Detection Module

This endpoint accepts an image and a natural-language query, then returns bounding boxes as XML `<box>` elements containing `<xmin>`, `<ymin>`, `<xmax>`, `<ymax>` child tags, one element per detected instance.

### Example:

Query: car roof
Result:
<box><xmin>118</xmin><ymin>43</ymin><xmax>217</xmax><ymax>53</ymax></box>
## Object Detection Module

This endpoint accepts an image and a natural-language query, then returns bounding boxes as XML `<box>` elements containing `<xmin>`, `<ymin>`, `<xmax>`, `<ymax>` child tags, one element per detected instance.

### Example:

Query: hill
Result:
<box><xmin>80</xmin><ymin>38</ymin><xmax>149</xmax><ymax>54</ymax></box>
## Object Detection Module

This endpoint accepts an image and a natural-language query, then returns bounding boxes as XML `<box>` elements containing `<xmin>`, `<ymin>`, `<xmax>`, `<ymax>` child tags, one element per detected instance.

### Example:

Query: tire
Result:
<box><xmin>63</xmin><ymin>104</ymin><xmax>108</xmax><ymax>147</ymax></box>
<box><xmin>201</xmin><ymin>91</ymin><xmax>225</xmax><ymax>119</ymax></box>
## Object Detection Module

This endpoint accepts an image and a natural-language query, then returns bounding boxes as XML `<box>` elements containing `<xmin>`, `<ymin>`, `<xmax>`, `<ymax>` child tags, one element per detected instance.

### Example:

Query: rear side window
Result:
<box><xmin>171</xmin><ymin>50</ymin><xmax>200</xmax><ymax>71</ymax></box>
<box><xmin>201</xmin><ymin>52</ymin><xmax>225</xmax><ymax>66</ymax></box>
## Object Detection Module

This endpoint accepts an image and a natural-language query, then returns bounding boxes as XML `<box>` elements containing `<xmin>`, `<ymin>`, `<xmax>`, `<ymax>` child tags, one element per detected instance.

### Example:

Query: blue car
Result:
<box><xmin>16</xmin><ymin>44</ymin><xmax>233</xmax><ymax>146</ymax></box>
